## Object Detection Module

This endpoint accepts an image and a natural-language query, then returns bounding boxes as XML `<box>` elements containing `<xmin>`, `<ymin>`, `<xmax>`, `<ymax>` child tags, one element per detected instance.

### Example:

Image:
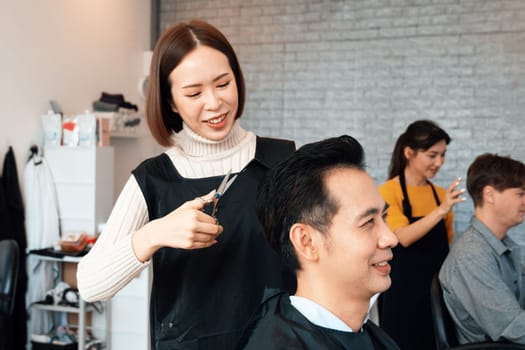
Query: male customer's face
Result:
<box><xmin>317</xmin><ymin>168</ymin><xmax>398</xmax><ymax>302</ymax></box>
<box><xmin>492</xmin><ymin>186</ymin><xmax>525</xmax><ymax>229</ymax></box>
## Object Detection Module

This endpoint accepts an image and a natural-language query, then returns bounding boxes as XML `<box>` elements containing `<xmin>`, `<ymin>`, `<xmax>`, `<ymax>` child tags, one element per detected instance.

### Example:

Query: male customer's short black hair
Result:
<box><xmin>256</xmin><ymin>135</ymin><xmax>365</xmax><ymax>271</ymax></box>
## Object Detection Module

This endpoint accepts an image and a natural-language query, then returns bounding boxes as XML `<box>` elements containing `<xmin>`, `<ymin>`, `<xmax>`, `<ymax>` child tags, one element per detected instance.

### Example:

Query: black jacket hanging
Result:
<box><xmin>1</xmin><ymin>147</ymin><xmax>28</xmax><ymax>350</ymax></box>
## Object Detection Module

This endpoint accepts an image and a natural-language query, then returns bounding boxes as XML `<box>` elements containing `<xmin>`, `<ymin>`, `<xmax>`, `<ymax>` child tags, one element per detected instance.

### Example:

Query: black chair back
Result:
<box><xmin>0</xmin><ymin>239</ymin><xmax>19</xmax><ymax>317</ymax></box>
<box><xmin>430</xmin><ymin>273</ymin><xmax>460</xmax><ymax>350</ymax></box>
<box><xmin>430</xmin><ymin>273</ymin><xmax>525</xmax><ymax>350</ymax></box>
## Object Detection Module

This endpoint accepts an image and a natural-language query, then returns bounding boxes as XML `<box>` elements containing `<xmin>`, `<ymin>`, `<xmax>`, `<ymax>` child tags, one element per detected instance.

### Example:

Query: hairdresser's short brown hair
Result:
<box><xmin>146</xmin><ymin>20</ymin><xmax>246</xmax><ymax>147</ymax></box>
<box><xmin>467</xmin><ymin>153</ymin><xmax>525</xmax><ymax>207</ymax></box>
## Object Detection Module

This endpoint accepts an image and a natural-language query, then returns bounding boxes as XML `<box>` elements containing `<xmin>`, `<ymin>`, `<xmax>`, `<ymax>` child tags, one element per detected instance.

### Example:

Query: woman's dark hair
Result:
<box><xmin>256</xmin><ymin>135</ymin><xmax>365</xmax><ymax>272</ymax></box>
<box><xmin>388</xmin><ymin>119</ymin><xmax>451</xmax><ymax>179</ymax></box>
<box><xmin>145</xmin><ymin>19</ymin><xmax>246</xmax><ymax>147</ymax></box>
<box><xmin>467</xmin><ymin>153</ymin><xmax>525</xmax><ymax>207</ymax></box>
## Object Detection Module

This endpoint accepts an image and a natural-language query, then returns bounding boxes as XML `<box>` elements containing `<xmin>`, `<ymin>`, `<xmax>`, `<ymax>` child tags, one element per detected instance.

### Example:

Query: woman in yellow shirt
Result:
<box><xmin>379</xmin><ymin>120</ymin><xmax>465</xmax><ymax>350</ymax></box>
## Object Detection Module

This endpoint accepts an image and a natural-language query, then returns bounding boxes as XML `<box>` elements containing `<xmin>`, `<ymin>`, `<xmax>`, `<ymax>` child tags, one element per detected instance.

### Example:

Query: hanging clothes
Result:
<box><xmin>24</xmin><ymin>145</ymin><xmax>61</xmax><ymax>336</ymax></box>
<box><xmin>0</xmin><ymin>164</ymin><xmax>15</xmax><ymax>350</ymax></box>
<box><xmin>1</xmin><ymin>146</ymin><xmax>28</xmax><ymax>349</ymax></box>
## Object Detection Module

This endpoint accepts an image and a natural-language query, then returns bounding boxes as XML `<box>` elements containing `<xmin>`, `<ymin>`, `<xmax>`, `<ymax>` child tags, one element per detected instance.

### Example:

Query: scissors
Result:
<box><xmin>211</xmin><ymin>169</ymin><xmax>237</xmax><ymax>222</ymax></box>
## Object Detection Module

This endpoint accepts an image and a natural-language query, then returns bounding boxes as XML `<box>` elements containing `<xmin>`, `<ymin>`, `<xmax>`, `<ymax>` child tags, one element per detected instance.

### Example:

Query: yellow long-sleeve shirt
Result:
<box><xmin>379</xmin><ymin>178</ymin><xmax>454</xmax><ymax>243</ymax></box>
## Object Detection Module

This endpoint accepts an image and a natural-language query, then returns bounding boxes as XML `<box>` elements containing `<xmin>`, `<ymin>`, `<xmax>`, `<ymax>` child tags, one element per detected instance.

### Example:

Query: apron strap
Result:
<box><xmin>399</xmin><ymin>171</ymin><xmax>442</xmax><ymax>220</ymax></box>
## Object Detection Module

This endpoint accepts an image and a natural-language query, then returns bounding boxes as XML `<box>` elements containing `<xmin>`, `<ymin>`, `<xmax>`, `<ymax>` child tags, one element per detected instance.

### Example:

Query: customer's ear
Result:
<box><xmin>483</xmin><ymin>185</ymin><xmax>495</xmax><ymax>204</ymax></box>
<box><xmin>290</xmin><ymin>223</ymin><xmax>318</xmax><ymax>262</ymax></box>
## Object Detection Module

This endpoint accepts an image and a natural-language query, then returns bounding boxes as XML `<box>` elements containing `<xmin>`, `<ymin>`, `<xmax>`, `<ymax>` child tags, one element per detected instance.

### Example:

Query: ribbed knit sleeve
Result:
<box><xmin>77</xmin><ymin>176</ymin><xmax>149</xmax><ymax>302</ymax></box>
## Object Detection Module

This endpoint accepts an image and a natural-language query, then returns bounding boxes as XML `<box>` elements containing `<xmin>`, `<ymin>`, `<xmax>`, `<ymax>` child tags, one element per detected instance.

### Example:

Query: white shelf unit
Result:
<box><xmin>29</xmin><ymin>254</ymin><xmax>110</xmax><ymax>350</ymax></box>
<box><xmin>36</xmin><ymin>146</ymin><xmax>115</xmax><ymax>349</ymax></box>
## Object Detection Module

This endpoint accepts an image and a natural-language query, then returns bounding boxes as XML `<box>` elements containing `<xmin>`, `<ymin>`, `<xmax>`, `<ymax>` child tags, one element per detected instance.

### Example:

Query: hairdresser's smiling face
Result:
<box><xmin>169</xmin><ymin>45</ymin><xmax>238</xmax><ymax>141</ymax></box>
<box><xmin>406</xmin><ymin>139</ymin><xmax>447</xmax><ymax>180</ymax></box>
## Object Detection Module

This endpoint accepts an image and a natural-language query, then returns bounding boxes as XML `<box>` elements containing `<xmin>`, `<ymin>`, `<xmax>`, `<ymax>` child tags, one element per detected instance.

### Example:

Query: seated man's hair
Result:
<box><xmin>256</xmin><ymin>135</ymin><xmax>365</xmax><ymax>271</ymax></box>
<box><xmin>467</xmin><ymin>153</ymin><xmax>525</xmax><ymax>207</ymax></box>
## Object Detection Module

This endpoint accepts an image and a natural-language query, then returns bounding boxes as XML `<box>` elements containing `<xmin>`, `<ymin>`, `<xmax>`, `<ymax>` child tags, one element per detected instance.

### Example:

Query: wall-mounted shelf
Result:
<box><xmin>110</xmin><ymin>131</ymin><xmax>141</xmax><ymax>139</ymax></box>
<box><xmin>96</xmin><ymin>112</ymin><xmax>146</xmax><ymax>140</ymax></box>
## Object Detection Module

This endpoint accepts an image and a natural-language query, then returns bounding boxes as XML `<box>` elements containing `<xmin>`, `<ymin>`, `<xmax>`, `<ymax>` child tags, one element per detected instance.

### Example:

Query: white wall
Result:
<box><xmin>1</xmin><ymin>3</ymin><xmax>155</xmax><ymax>347</ymax></box>
<box><xmin>161</xmin><ymin>0</ymin><xmax>525</xmax><ymax>238</ymax></box>
<box><xmin>0</xmin><ymin>0</ymin><xmax>156</xmax><ymax>199</ymax></box>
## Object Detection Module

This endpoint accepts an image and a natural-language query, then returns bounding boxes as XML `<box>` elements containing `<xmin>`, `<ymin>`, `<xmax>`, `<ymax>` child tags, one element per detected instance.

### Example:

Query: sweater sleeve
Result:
<box><xmin>77</xmin><ymin>176</ymin><xmax>150</xmax><ymax>302</ymax></box>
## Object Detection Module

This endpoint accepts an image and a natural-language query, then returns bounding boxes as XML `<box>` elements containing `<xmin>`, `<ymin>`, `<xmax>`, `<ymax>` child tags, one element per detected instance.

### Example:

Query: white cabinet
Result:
<box><xmin>37</xmin><ymin>146</ymin><xmax>115</xmax><ymax>349</ymax></box>
<box><xmin>44</xmin><ymin>146</ymin><xmax>114</xmax><ymax>235</ymax></box>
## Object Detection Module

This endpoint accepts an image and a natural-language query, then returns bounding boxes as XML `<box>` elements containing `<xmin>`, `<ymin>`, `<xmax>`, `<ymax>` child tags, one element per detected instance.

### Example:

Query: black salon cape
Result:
<box><xmin>0</xmin><ymin>147</ymin><xmax>28</xmax><ymax>350</ymax></box>
<box><xmin>237</xmin><ymin>289</ymin><xmax>400</xmax><ymax>350</ymax></box>
<box><xmin>132</xmin><ymin>137</ymin><xmax>296</xmax><ymax>350</ymax></box>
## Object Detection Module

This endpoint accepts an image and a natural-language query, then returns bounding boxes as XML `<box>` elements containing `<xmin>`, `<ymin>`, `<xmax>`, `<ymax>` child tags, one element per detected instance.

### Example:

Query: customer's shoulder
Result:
<box><xmin>237</xmin><ymin>290</ymin><xmax>295</xmax><ymax>350</ymax></box>
<box><xmin>446</xmin><ymin>225</ymin><xmax>491</xmax><ymax>265</ymax></box>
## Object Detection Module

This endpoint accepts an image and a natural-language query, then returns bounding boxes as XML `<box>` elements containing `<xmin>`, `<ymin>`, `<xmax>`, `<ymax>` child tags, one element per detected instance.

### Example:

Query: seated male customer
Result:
<box><xmin>239</xmin><ymin>135</ymin><xmax>400</xmax><ymax>349</ymax></box>
<box><xmin>439</xmin><ymin>153</ymin><xmax>525</xmax><ymax>344</ymax></box>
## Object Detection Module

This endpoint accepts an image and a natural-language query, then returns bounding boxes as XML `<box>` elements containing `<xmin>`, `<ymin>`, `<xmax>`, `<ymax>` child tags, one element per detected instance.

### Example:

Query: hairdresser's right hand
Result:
<box><xmin>132</xmin><ymin>191</ymin><xmax>223</xmax><ymax>262</ymax></box>
<box><xmin>438</xmin><ymin>177</ymin><xmax>466</xmax><ymax>217</ymax></box>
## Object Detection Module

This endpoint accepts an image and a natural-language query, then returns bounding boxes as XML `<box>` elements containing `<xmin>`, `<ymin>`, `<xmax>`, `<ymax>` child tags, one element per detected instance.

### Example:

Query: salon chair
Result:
<box><xmin>0</xmin><ymin>239</ymin><xmax>19</xmax><ymax>350</ymax></box>
<box><xmin>430</xmin><ymin>274</ymin><xmax>525</xmax><ymax>350</ymax></box>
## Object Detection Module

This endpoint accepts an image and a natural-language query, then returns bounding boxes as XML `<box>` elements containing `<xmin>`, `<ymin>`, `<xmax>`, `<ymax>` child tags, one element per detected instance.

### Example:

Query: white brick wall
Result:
<box><xmin>160</xmin><ymin>0</ymin><xmax>525</xmax><ymax>241</ymax></box>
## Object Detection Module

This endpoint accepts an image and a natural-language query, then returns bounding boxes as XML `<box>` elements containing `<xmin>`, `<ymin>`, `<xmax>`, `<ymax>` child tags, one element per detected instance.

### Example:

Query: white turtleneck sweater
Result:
<box><xmin>77</xmin><ymin>121</ymin><xmax>257</xmax><ymax>302</ymax></box>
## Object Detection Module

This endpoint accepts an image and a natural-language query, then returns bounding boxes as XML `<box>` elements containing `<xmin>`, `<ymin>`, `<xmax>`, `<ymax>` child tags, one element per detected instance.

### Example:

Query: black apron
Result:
<box><xmin>239</xmin><ymin>289</ymin><xmax>400</xmax><ymax>350</ymax></box>
<box><xmin>132</xmin><ymin>137</ymin><xmax>296</xmax><ymax>350</ymax></box>
<box><xmin>380</xmin><ymin>172</ymin><xmax>449</xmax><ymax>350</ymax></box>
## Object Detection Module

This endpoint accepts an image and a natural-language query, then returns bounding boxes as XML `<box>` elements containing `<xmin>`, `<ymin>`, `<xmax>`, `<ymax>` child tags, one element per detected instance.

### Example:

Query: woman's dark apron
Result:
<box><xmin>132</xmin><ymin>137</ymin><xmax>296</xmax><ymax>350</ymax></box>
<box><xmin>380</xmin><ymin>172</ymin><xmax>449</xmax><ymax>350</ymax></box>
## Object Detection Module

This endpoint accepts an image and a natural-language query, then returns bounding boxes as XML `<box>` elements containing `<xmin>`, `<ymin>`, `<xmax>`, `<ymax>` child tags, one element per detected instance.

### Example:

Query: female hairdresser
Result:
<box><xmin>77</xmin><ymin>20</ymin><xmax>295</xmax><ymax>349</ymax></box>
<box><xmin>378</xmin><ymin>120</ymin><xmax>464</xmax><ymax>350</ymax></box>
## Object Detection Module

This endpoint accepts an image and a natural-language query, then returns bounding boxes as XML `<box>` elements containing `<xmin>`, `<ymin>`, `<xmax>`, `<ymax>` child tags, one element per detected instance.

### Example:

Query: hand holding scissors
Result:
<box><xmin>210</xmin><ymin>169</ymin><xmax>237</xmax><ymax>223</ymax></box>
<box><xmin>132</xmin><ymin>171</ymin><xmax>238</xmax><ymax>259</ymax></box>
